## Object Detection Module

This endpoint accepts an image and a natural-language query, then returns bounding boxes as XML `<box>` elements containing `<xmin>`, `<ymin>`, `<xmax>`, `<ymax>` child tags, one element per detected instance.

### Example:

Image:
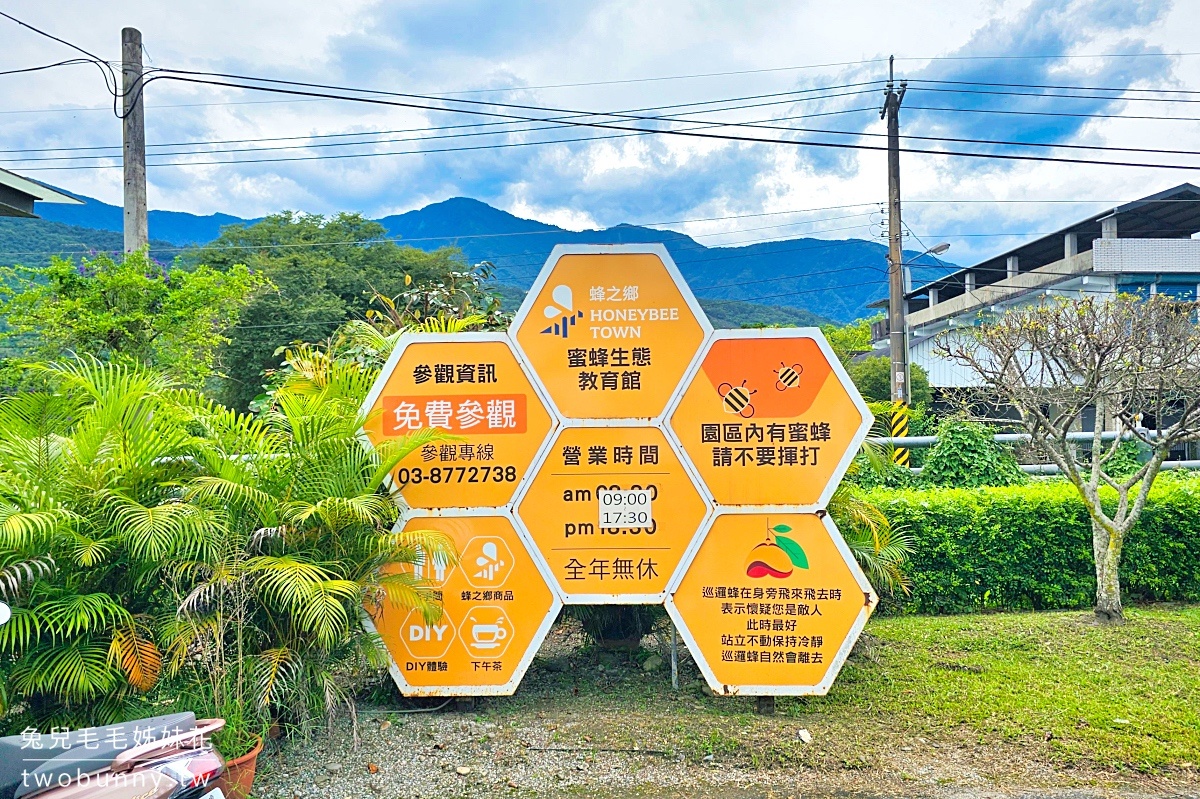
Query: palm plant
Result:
<box><xmin>0</xmin><ymin>359</ymin><xmax>220</xmax><ymax>727</ymax></box>
<box><xmin>827</xmin><ymin>440</ymin><xmax>913</xmax><ymax>596</ymax></box>
<box><xmin>166</xmin><ymin>347</ymin><xmax>456</xmax><ymax>739</ymax></box>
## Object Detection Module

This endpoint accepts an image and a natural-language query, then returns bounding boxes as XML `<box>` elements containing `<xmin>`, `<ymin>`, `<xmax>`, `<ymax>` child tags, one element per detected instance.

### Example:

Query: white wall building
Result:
<box><xmin>871</xmin><ymin>183</ymin><xmax>1200</xmax><ymax>391</ymax></box>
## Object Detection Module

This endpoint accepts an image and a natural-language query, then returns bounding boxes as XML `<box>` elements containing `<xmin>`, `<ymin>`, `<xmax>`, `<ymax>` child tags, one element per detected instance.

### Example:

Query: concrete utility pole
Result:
<box><xmin>122</xmin><ymin>27</ymin><xmax>148</xmax><ymax>253</ymax></box>
<box><xmin>881</xmin><ymin>56</ymin><xmax>910</xmax><ymax>465</ymax></box>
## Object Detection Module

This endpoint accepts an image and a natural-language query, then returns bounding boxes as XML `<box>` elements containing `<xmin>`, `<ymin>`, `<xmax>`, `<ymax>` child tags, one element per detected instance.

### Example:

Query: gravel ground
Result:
<box><xmin>254</xmin><ymin>620</ymin><xmax>1199</xmax><ymax>799</ymax></box>
<box><xmin>255</xmin><ymin>713</ymin><xmax>1195</xmax><ymax>799</ymax></box>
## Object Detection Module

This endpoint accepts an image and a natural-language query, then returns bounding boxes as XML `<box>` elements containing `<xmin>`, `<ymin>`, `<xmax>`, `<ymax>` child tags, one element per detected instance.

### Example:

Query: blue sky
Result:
<box><xmin>2</xmin><ymin>0</ymin><xmax>1198</xmax><ymax>266</ymax></box>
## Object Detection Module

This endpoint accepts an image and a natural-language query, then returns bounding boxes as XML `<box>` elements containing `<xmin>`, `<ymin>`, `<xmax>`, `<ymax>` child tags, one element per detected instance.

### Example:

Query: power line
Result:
<box><xmin>21</xmin><ymin>74</ymin><xmax>1200</xmax><ymax>174</ymax></box>
<box><xmin>911</xmin><ymin>77</ymin><xmax>1200</xmax><ymax>97</ymax></box>
<box><xmin>1</xmin><ymin>105</ymin><xmax>878</xmax><ymax>160</ymax></box>
<box><xmin>0</xmin><ymin>89</ymin><xmax>883</xmax><ymax>164</ymax></box>
<box><xmin>909</xmin><ymin>84</ymin><xmax>1200</xmax><ymax>104</ymax></box>
<box><xmin>0</xmin><ymin>58</ymin><xmax>106</xmax><ymax>78</ymax></box>
<box><xmin>905</xmin><ymin>103</ymin><xmax>1200</xmax><ymax>123</ymax></box>
<box><xmin>0</xmin><ymin>10</ymin><xmax>126</xmax><ymax>114</ymax></box>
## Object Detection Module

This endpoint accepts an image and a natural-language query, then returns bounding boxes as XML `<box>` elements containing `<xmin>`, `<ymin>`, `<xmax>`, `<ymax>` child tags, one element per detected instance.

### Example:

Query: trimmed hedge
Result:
<box><xmin>872</xmin><ymin>476</ymin><xmax>1200</xmax><ymax>614</ymax></box>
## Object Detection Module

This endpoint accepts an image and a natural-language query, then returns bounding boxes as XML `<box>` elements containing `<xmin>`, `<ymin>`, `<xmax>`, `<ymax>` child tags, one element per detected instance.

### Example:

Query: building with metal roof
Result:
<box><xmin>871</xmin><ymin>183</ymin><xmax>1200</xmax><ymax>389</ymax></box>
<box><xmin>0</xmin><ymin>167</ymin><xmax>82</xmax><ymax>218</ymax></box>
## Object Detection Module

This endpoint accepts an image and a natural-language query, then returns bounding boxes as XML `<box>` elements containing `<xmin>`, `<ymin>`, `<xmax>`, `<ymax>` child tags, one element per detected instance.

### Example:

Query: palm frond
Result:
<box><xmin>108</xmin><ymin>622</ymin><xmax>163</xmax><ymax>692</ymax></box>
<box><xmin>0</xmin><ymin>503</ymin><xmax>69</xmax><ymax>548</ymax></box>
<box><xmin>36</xmin><ymin>593</ymin><xmax>133</xmax><ymax>640</ymax></box>
<box><xmin>374</xmin><ymin>572</ymin><xmax>444</xmax><ymax>625</ymax></box>
<box><xmin>0</xmin><ymin>555</ymin><xmax>56</xmax><ymax>601</ymax></box>
<box><xmin>255</xmin><ymin>647</ymin><xmax>300</xmax><ymax>708</ymax></box>
<box><xmin>404</xmin><ymin>312</ymin><xmax>487</xmax><ymax>333</ymax></box>
<box><xmin>0</xmin><ymin>606</ymin><xmax>43</xmax><ymax>652</ymax></box>
<box><xmin>10</xmin><ymin>640</ymin><xmax>121</xmax><ymax>702</ymax></box>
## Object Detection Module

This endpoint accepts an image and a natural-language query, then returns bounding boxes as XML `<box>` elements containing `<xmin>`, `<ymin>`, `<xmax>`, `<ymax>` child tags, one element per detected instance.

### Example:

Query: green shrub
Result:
<box><xmin>873</xmin><ymin>476</ymin><xmax>1200</xmax><ymax>614</ymax></box>
<box><xmin>847</xmin><ymin>356</ymin><xmax>933</xmax><ymax>407</ymax></box>
<box><xmin>920</xmin><ymin>418</ymin><xmax>1026</xmax><ymax>488</ymax></box>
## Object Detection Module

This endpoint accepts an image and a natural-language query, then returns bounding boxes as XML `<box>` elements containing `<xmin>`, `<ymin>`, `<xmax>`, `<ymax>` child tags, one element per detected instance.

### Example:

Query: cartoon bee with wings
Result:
<box><xmin>718</xmin><ymin>380</ymin><xmax>757</xmax><ymax>418</ymax></box>
<box><xmin>775</xmin><ymin>362</ymin><xmax>803</xmax><ymax>391</ymax></box>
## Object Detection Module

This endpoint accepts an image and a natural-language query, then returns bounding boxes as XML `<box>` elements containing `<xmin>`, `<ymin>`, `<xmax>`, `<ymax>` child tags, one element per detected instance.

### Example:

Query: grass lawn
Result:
<box><xmin>490</xmin><ymin>605</ymin><xmax>1200</xmax><ymax>781</ymax></box>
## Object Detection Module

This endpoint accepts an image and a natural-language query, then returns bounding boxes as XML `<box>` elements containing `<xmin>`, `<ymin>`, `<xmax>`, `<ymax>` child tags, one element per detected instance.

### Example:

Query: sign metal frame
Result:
<box><xmin>664</xmin><ymin>510</ymin><xmax>879</xmax><ymax>697</ymax></box>
<box><xmin>357</xmin><ymin>247</ymin><xmax>880</xmax><ymax>699</ymax></box>
<box><xmin>364</xmin><ymin>505</ymin><xmax>563</xmax><ymax>697</ymax></box>
<box><xmin>664</xmin><ymin>327</ymin><xmax>875</xmax><ymax>513</ymax></box>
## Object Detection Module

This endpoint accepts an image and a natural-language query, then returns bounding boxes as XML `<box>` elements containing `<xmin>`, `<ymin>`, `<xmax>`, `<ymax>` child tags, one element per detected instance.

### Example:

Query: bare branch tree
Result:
<box><xmin>939</xmin><ymin>293</ymin><xmax>1200</xmax><ymax>622</ymax></box>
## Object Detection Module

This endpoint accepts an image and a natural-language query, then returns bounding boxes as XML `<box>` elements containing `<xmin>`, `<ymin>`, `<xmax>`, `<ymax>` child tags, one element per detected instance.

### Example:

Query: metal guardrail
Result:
<box><xmin>867</xmin><ymin>429</ymin><xmax>1200</xmax><ymax>473</ymax></box>
<box><xmin>868</xmin><ymin>430</ymin><xmax>1160</xmax><ymax>447</ymax></box>
<box><xmin>909</xmin><ymin>460</ymin><xmax>1200</xmax><ymax>476</ymax></box>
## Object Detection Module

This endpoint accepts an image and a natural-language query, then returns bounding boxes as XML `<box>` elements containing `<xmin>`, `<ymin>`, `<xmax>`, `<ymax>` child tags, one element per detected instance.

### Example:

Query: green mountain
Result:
<box><xmin>0</xmin><ymin>218</ymin><xmax>176</xmax><ymax>267</ymax></box>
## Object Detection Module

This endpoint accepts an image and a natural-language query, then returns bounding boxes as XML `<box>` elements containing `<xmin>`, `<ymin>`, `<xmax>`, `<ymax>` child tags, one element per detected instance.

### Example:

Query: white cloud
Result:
<box><xmin>0</xmin><ymin>0</ymin><xmax>1193</xmax><ymax>271</ymax></box>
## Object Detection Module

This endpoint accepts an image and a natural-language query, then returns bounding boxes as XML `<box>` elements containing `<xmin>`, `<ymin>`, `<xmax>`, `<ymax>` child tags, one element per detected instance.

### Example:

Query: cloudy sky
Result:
<box><xmin>4</xmin><ymin>0</ymin><xmax>1200</xmax><ymax>264</ymax></box>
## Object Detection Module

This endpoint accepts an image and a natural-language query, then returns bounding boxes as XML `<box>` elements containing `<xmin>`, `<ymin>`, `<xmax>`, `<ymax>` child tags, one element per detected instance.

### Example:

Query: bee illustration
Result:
<box><xmin>775</xmin><ymin>362</ymin><xmax>803</xmax><ymax>391</ymax></box>
<box><xmin>718</xmin><ymin>380</ymin><xmax>757</xmax><ymax>418</ymax></box>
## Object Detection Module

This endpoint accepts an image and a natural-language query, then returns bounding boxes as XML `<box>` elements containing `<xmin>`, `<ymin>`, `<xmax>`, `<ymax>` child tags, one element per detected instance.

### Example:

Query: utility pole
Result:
<box><xmin>122</xmin><ymin>27</ymin><xmax>148</xmax><ymax>253</ymax></box>
<box><xmin>881</xmin><ymin>55</ymin><xmax>910</xmax><ymax>466</ymax></box>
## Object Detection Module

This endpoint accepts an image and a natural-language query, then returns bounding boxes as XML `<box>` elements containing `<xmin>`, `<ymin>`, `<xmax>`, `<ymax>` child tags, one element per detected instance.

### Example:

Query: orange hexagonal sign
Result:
<box><xmin>359</xmin><ymin>333</ymin><xmax>556</xmax><ymax>508</ymax></box>
<box><xmin>512</xmin><ymin>244</ymin><xmax>711</xmax><ymax>421</ymax></box>
<box><xmin>365</xmin><ymin>511</ymin><xmax>560</xmax><ymax>695</ymax></box>
<box><xmin>666</xmin><ymin>512</ymin><xmax>877</xmax><ymax>695</ymax></box>
<box><xmin>668</xmin><ymin>329</ymin><xmax>873</xmax><ymax>508</ymax></box>
<box><xmin>516</xmin><ymin>425</ymin><xmax>711</xmax><ymax>601</ymax></box>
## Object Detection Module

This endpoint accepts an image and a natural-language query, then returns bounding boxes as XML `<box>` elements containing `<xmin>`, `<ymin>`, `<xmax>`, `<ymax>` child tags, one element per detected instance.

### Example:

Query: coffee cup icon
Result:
<box><xmin>470</xmin><ymin>623</ymin><xmax>508</xmax><ymax>650</ymax></box>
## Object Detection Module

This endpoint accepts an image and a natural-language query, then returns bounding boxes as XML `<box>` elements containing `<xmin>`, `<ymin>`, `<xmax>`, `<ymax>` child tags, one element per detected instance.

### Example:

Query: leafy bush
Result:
<box><xmin>0</xmin><ymin>251</ymin><xmax>265</xmax><ymax>388</ymax></box>
<box><xmin>567</xmin><ymin>606</ymin><xmax>665</xmax><ymax>650</ymax></box>
<box><xmin>846</xmin><ymin>355</ymin><xmax>933</xmax><ymax>407</ymax></box>
<box><xmin>920</xmin><ymin>418</ymin><xmax>1026</xmax><ymax>488</ymax></box>
<box><xmin>873</xmin><ymin>476</ymin><xmax>1200</xmax><ymax>614</ymax></box>
<box><xmin>0</xmin><ymin>356</ymin><xmax>453</xmax><ymax>737</ymax></box>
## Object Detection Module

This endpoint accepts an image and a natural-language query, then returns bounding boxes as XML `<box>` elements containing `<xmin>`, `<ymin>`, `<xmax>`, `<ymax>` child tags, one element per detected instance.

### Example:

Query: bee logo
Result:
<box><xmin>718</xmin><ymin>380</ymin><xmax>757</xmax><ymax>418</ymax></box>
<box><xmin>775</xmin><ymin>362</ymin><xmax>803</xmax><ymax>391</ymax></box>
<box><xmin>539</xmin><ymin>284</ymin><xmax>583</xmax><ymax>338</ymax></box>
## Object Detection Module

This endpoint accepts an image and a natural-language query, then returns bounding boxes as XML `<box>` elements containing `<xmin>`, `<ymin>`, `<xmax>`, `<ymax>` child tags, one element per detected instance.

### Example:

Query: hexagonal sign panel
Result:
<box><xmin>359</xmin><ymin>333</ymin><xmax>555</xmax><ymax>508</ymax></box>
<box><xmin>364</xmin><ymin>511</ymin><xmax>560</xmax><ymax>696</ymax></box>
<box><xmin>512</xmin><ymin>244</ymin><xmax>711</xmax><ymax>421</ymax></box>
<box><xmin>517</xmin><ymin>425</ymin><xmax>711</xmax><ymax>602</ymax></box>
<box><xmin>668</xmin><ymin>329</ymin><xmax>873</xmax><ymax>509</ymax></box>
<box><xmin>666</xmin><ymin>512</ymin><xmax>877</xmax><ymax>696</ymax></box>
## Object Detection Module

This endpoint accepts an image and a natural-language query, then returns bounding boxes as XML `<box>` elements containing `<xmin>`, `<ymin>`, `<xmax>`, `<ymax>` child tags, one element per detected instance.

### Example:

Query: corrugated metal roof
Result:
<box><xmin>0</xmin><ymin>167</ymin><xmax>82</xmax><ymax>218</ymax></box>
<box><xmin>906</xmin><ymin>183</ymin><xmax>1200</xmax><ymax>303</ymax></box>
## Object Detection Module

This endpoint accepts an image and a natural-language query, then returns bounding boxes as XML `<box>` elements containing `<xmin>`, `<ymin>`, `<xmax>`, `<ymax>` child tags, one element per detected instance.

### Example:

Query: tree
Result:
<box><xmin>190</xmin><ymin>212</ymin><xmax>491</xmax><ymax>410</ymax></box>
<box><xmin>847</xmin><ymin>355</ymin><xmax>933</xmax><ymax>407</ymax></box>
<box><xmin>0</xmin><ymin>251</ymin><xmax>264</xmax><ymax>388</ymax></box>
<box><xmin>821</xmin><ymin>317</ymin><xmax>875</xmax><ymax>365</ymax></box>
<box><xmin>940</xmin><ymin>294</ymin><xmax>1200</xmax><ymax>622</ymax></box>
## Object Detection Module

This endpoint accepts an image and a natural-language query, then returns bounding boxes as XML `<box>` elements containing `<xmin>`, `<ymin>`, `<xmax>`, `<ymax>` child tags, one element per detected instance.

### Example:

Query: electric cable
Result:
<box><xmin>21</xmin><ymin>75</ymin><xmax>1200</xmax><ymax>173</ymax></box>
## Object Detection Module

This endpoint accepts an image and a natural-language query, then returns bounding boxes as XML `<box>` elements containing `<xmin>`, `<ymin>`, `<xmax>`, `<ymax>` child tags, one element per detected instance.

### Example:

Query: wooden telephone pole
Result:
<box><xmin>881</xmin><ymin>56</ymin><xmax>910</xmax><ymax>465</ymax></box>
<box><xmin>122</xmin><ymin>27</ymin><xmax>148</xmax><ymax>253</ymax></box>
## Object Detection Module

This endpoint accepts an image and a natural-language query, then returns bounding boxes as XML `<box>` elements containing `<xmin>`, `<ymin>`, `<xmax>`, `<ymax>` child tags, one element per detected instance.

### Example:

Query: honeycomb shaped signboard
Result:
<box><xmin>668</xmin><ymin>329</ymin><xmax>873</xmax><ymax>509</ymax></box>
<box><xmin>516</xmin><ymin>425</ymin><xmax>711</xmax><ymax>602</ymax></box>
<box><xmin>512</xmin><ymin>244</ymin><xmax>711</xmax><ymax>421</ymax></box>
<box><xmin>666</xmin><ymin>512</ymin><xmax>877</xmax><ymax>696</ymax></box>
<box><xmin>359</xmin><ymin>333</ymin><xmax>555</xmax><ymax>508</ymax></box>
<box><xmin>364</xmin><ymin>509</ymin><xmax>561</xmax><ymax>696</ymax></box>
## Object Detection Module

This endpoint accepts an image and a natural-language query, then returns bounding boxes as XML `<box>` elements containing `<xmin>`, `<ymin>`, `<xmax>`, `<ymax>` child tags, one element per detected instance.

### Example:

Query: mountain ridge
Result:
<box><xmin>29</xmin><ymin>194</ymin><xmax>955</xmax><ymax>323</ymax></box>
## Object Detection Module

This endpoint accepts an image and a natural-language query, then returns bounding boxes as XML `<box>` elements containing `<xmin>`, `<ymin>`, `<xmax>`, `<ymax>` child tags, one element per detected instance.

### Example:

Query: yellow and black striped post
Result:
<box><xmin>890</xmin><ymin>400</ymin><xmax>911</xmax><ymax>467</ymax></box>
